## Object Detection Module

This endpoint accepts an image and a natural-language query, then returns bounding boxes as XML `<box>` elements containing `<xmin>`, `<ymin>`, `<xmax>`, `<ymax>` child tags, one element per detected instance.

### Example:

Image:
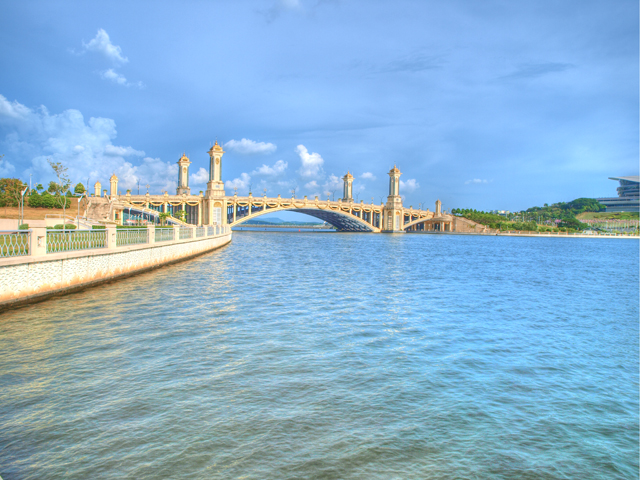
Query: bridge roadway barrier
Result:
<box><xmin>0</xmin><ymin>225</ymin><xmax>231</xmax><ymax>310</ymax></box>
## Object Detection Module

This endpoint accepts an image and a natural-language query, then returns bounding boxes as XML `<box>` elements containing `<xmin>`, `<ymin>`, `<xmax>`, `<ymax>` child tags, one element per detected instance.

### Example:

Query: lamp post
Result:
<box><xmin>20</xmin><ymin>186</ymin><xmax>28</xmax><ymax>226</ymax></box>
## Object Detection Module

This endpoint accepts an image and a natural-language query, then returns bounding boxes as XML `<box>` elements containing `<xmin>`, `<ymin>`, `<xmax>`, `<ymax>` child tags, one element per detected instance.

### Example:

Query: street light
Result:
<box><xmin>20</xmin><ymin>186</ymin><xmax>28</xmax><ymax>226</ymax></box>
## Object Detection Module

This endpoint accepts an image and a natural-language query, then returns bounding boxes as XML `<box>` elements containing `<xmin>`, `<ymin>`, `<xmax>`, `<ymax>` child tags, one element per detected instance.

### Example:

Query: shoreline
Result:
<box><xmin>407</xmin><ymin>231</ymin><xmax>639</xmax><ymax>239</ymax></box>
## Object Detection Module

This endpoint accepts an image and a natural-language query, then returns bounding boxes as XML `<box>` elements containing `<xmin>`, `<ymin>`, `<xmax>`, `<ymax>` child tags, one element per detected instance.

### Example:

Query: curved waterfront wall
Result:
<box><xmin>0</xmin><ymin>225</ymin><xmax>231</xmax><ymax>309</ymax></box>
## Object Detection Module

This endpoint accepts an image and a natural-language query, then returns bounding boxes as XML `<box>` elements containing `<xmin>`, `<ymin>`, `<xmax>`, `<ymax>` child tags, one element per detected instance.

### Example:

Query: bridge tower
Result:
<box><xmin>342</xmin><ymin>171</ymin><xmax>354</xmax><ymax>202</ymax></box>
<box><xmin>204</xmin><ymin>140</ymin><xmax>226</xmax><ymax>225</ymax></box>
<box><xmin>382</xmin><ymin>165</ymin><xmax>404</xmax><ymax>232</ymax></box>
<box><xmin>176</xmin><ymin>153</ymin><xmax>191</xmax><ymax>195</ymax></box>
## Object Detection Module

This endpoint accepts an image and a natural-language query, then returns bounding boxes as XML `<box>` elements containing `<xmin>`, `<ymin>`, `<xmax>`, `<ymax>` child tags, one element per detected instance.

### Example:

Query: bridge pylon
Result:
<box><xmin>382</xmin><ymin>165</ymin><xmax>404</xmax><ymax>232</ymax></box>
<box><xmin>204</xmin><ymin>140</ymin><xmax>227</xmax><ymax>226</ymax></box>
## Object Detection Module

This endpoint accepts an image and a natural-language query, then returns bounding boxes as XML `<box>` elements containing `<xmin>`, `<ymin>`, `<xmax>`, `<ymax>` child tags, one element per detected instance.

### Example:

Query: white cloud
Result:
<box><xmin>304</xmin><ymin>180</ymin><xmax>319</xmax><ymax>190</ymax></box>
<box><xmin>225</xmin><ymin>172</ymin><xmax>251</xmax><ymax>193</ymax></box>
<box><xmin>100</xmin><ymin>69</ymin><xmax>144</xmax><ymax>88</ymax></box>
<box><xmin>0</xmin><ymin>157</ymin><xmax>15</xmax><ymax>176</ymax></box>
<box><xmin>0</xmin><ymin>95</ymin><xmax>177</xmax><ymax>192</ymax></box>
<box><xmin>252</xmin><ymin>159</ymin><xmax>287</xmax><ymax>176</ymax></box>
<box><xmin>102</xmin><ymin>68</ymin><xmax>127</xmax><ymax>85</ymax></box>
<box><xmin>104</xmin><ymin>144</ymin><xmax>145</xmax><ymax>157</ymax></box>
<box><xmin>400</xmin><ymin>178</ymin><xmax>419</xmax><ymax>192</ymax></box>
<box><xmin>82</xmin><ymin>29</ymin><xmax>128</xmax><ymax>65</ymax></box>
<box><xmin>0</xmin><ymin>94</ymin><xmax>30</xmax><ymax>120</ymax></box>
<box><xmin>225</xmin><ymin>138</ymin><xmax>277</xmax><ymax>155</ymax></box>
<box><xmin>361</xmin><ymin>172</ymin><xmax>376</xmax><ymax>180</ymax></box>
<box><xmin>190</xmin><ymin>167</ymin><xmax>209</xmax><ymax>185</ymax></box>
<box><xmin>465</xmin><ymin>178</ymin><xmax>489</xmax><ymax>184</ymax></box>
<box><xmin>296</xmin><ymin>144</ymin><xmax>324</xmax><ymax>178</ymax></box>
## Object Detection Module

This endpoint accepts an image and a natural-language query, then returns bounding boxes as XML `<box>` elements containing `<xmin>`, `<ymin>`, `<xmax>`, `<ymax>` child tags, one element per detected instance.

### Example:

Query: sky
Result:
<box><xmin>0</xmin><ymin>0</ymin><xmax>637</xmax><ymax>217</ymax></box>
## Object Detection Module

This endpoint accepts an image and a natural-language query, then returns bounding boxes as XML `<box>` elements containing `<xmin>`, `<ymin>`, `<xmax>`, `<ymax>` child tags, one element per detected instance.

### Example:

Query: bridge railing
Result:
<box><xmin>0</xmin><ymin>230</ymin><xmax>30</xmax><ymax>258</ymax></box>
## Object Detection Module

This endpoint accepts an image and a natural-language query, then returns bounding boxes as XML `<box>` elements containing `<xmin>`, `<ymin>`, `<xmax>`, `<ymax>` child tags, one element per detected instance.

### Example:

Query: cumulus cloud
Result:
<box><xmin>304</xmin><ymin>180</ymin><xmax>319</xmax><ymax>189</ymax></box>
<box><xmin>190</xmin><ymin>167</ymin><xmax>209</xmax><ymax>185</ymax></box>
<box><xmin>252</xmin><ymin>159</ymin><xmax>287</xmax><ymax>176</ymax></box>
<box><xmin>225</xmin><ymin>172</ymin><xmax>251</xmax><ymax>193</ymax></box>
<box><xmin>225</xmin><ymin>138</ymin><xmax>277</xmax><ymax>155</ymax></box>
<box><xmin>400</xmin><ymin>178</ymin><xmax>419</xmax><ymax>192</ymax></box>
<box><xmin>0</xmin><ymin>95</ymin><xmax>30</xmax><ymax>120</ymax></box>
<box><xmin>0</xmin><ymin>94</ymin><xmax>177</xmax><ymax>192</ymax></box>
<box><xmin>361</xmin><ymin>172</ymin><xmax>376</xmax><ymax>180</ymax></box>
<box><xmin>104</xmin><ymin>144</ymin><xmax>145</xmax><ymax>157</ymax></box>
<box><xmin>0</xmin><ymin>157</ymin><xmax>16</xmax><ymax>176</ymax></box>
<box><xmin>100</xmin><ymin>69</ymin><xmax>144</xmax><ymax>88</ymax></box>
<box><xmin>82</xmin><ymin>29</ymin><xmax>128</xmax><ymax>65</ymax></box>
<box><xmin>296</xmin><ymin>144</ymin><xmax>324</xmax><ymax>178</ymax></box>
<box><xmin>465</xmin><ymin>178</ymin><xmax>489</xmax><ymax>184</ymax></box>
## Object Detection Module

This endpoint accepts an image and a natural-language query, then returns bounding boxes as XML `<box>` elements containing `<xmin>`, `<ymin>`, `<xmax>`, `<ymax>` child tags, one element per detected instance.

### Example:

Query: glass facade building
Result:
<box><xmin>597</xmin><ymin>176</ymin><xmax>639</xmax><ymax>212</ymax></box>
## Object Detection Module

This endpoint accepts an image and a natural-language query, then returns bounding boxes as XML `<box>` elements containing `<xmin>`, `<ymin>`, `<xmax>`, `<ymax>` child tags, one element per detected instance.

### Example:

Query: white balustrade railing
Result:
<box><xmin>116</xmin><ymin>228</ymin><xmax>149</xmax><ymax>247</ymax></box>
<box><xmin>47</xmin><ymin>229</ymin><xmax>107</xmax><ymax>254</ymax></box>
<box><xmin>0</xmin><ymin>230</ymin><xmax>30</xmax><ymax>258</ymax></box>
<box><xmin>0</xmin><ymin>224</ymin><xmax>230</xmax><ymax>259</ymax></box>
<box><xmin>155</xmin><ymin>228</ymin><xmax>175</xmax><ymax>242</ymax></box>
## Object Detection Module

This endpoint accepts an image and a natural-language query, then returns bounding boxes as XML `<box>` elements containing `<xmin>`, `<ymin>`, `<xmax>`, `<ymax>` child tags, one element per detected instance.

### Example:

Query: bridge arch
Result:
<box><xmin>230</xmin><ymin>204</ymin><xmax>379</xmax><ymax>232</ymax></box>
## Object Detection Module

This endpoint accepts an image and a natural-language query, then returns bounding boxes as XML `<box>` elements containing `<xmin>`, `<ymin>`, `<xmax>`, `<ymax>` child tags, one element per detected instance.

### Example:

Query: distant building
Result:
<box><xmin>490</xmin><ymin>210</ymin><xmax>510</xmax><ymax>216</ymax></box>
<box><xmin>597</xmin><ymin>176</ymin><xmax>639</xmax><ymax>212</ymax></box>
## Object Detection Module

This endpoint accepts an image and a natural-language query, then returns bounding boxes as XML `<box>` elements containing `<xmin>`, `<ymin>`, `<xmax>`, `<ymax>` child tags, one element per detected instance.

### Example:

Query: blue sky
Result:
<box><xmin>0</xmin><ymin>0</ymin><xmax>637</xmax><ymax>215</ymax></box>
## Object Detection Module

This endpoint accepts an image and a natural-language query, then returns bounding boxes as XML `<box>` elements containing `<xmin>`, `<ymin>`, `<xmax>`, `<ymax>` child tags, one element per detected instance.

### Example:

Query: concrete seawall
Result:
<box><xmin>0</xmin><ymin>229</ymin><xmax>232</xmax><ymax>309</ymax></box>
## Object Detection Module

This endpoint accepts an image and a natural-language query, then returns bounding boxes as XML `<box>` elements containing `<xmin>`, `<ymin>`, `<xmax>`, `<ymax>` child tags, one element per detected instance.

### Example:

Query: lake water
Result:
<box><xmin>0</xmin><ymin>232</ymin><xmax>638</xmax><ymax>479</ymax></box>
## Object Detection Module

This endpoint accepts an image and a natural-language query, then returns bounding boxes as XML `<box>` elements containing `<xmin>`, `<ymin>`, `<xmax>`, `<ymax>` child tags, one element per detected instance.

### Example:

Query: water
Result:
<box><xmin>0</xmin><ymin>232</ymin><xmax>638</xmax><ymax>479</ymax></box>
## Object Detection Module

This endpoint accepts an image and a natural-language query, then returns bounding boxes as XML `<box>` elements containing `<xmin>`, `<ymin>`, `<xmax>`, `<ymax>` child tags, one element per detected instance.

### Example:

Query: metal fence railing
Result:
<box><xmin>0</xmin><ymin>231</ymin><xmax>30</xmax><ymax>258</ymax></box>
<box><xmin>155</xmin><ymin>228</ymin><xmax>174</xmax><ymax>242</ymax></box>
<box><xmin>47</xmin><ymin>229</ymin><xmax>107</xmax><ymax>254</ymax></box>
<box><xmin>196</xmin><ymin>226</ymin><xmax>206</xmax><ymax>238</ymax></box>
<box><xmin>179</xmin><ymin>227</ymin><xmax>193</xmax><ymax>240</ymax></box>
<box><xmin>116</xmin><ymin>228</ymin><xmax>149</xmax><ymax>247</ymax></box>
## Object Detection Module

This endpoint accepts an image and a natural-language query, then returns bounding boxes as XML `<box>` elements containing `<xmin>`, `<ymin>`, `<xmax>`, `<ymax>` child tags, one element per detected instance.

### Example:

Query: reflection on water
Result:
<box><xmin>0</xmin><ymin>232</ymin><xmax>638</xmax><ymax>479</ymax></box>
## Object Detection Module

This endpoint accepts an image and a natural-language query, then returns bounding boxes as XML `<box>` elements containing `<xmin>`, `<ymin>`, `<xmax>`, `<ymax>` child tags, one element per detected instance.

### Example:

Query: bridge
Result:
<box><xmin>84</xmin><ymin>141</ymin><xmax>484</xmax><ymax>234</ymax></box>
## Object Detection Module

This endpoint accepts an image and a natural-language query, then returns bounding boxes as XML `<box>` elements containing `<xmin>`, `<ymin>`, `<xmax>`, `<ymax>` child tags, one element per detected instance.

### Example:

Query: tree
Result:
<box><xmin>175</xmin><ymin>209</ymin><xmax>187</xmax><ymax>223</ymax></box>
<box><xmin>48</xmin><ymin>160</ymin><xmax>72</xmax><ymax>231</ymax></box>
<box><xmin>159</xmin><ymin>212</ymin><xmax>171</xmax><ymax>226</ymax></box>
<box><xmin>0</xmin><ymin>178</ymin><xmax>27</xmax><ymax>215</ymax></box>
<box><xmin>74</xmin><ymin>182</ymin><xmax>86</xmax><ymax>194</ymax></box>
<box><xmin>36</xmin><ymin>184</ymin><xmax>43</xmax><ymax>191</ymax></box>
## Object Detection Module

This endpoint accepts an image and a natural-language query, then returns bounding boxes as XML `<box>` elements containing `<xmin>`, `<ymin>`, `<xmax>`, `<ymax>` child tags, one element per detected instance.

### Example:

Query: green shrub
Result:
<box><xmin>18</xmin><ymin>223</ymin><xmax>29</xmax><ymax>230</ymax></box>
<box><xmin>52</xmin><ymin>224</ymin><xmax>77</xmax><ymax>230</ymax></box>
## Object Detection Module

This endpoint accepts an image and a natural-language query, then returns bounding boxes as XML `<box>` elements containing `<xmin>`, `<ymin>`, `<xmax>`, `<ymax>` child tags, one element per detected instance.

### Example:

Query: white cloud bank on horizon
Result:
<box><xmin>0</xmin><ymin>93</ymin><xmax>177</xmax><ymax>192</ymax></box>
<box><xmin>225</xmin><ymin>138</ymin><xmax>277</xmax><ymax>155</ymax></box>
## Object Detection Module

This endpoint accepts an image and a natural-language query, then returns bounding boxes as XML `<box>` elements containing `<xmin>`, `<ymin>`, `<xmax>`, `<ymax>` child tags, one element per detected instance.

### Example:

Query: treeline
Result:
<box><xmin>0</xmin><ymin>177</ymin><xmax>83</xmax><ymax>208</ymax></box>
<box><xmin>525</xmin><ymin>198</ymin><xmax>605</xmax><ymax>219</ymax></box>
<box><xmin>452</xmin><ymin>207</ymin><xmax>589</xmax><ymax>232</ymax></box>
